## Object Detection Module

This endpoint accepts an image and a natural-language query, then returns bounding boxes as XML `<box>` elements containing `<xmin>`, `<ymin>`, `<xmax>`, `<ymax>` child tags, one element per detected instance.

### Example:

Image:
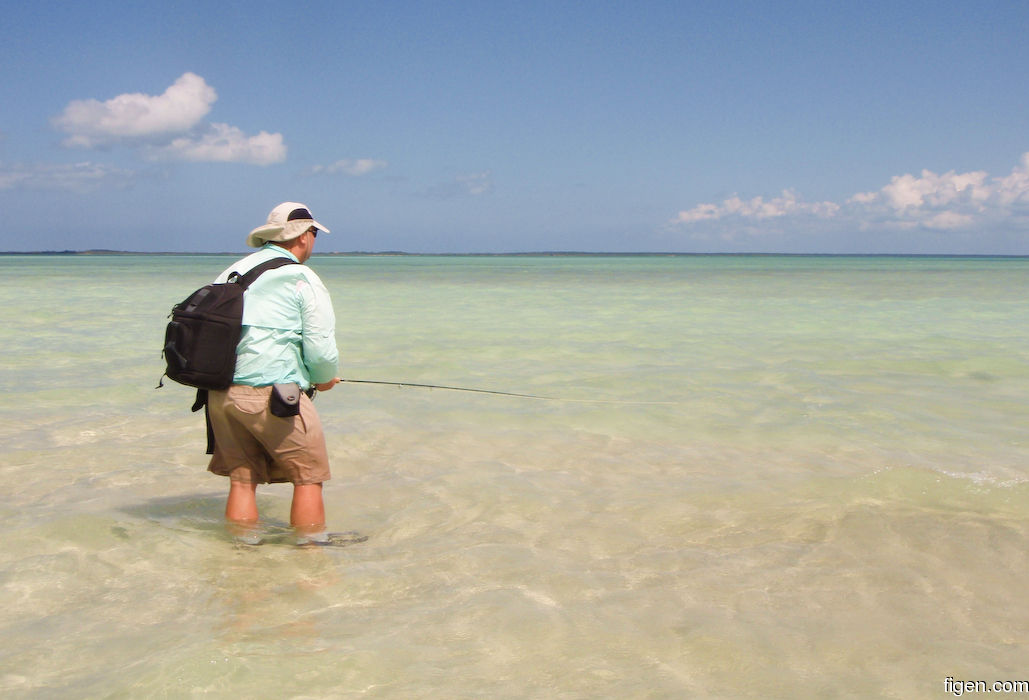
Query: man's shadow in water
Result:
<box><xmin>118</xmin><ymin>493</ymin><xmax>292</xmax><ymax>539</ymax></box>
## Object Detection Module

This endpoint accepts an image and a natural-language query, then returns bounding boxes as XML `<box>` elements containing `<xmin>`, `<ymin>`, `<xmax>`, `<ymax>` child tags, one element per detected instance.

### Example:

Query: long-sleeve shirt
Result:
<box><xmin>214</xmin><ymin>244</ymin><xmax>339</xmax><ymax>389</ymax></box>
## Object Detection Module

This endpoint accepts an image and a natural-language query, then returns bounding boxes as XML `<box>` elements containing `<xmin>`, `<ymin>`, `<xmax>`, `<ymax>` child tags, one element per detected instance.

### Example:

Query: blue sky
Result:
<box><xmin>2</xmin><ymin>1</ymin><xmax>1028</xmax><ymax>254</ymax></box>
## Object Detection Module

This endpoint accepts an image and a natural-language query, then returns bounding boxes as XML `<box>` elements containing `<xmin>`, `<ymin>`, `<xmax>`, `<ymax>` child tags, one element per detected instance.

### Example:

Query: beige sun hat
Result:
<box><xmin>247</xmin><ymin>202</ymin><xmax>331</xmax><ymax>248</ymax></box>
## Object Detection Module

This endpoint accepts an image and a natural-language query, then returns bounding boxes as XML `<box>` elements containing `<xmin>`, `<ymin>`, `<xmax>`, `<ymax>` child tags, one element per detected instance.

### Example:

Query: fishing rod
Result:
<box><xmin>338</xmin><ymin>378</ymin><xmax>680</xmax><ymax>405</ymax></box>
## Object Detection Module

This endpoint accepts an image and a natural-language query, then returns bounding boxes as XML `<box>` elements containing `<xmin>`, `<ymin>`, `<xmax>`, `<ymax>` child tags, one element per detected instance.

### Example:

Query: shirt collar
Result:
<box><xmin>263</xmin><ymin>242</ymin><xmax>300</xmax><ymax>263</ymax></box>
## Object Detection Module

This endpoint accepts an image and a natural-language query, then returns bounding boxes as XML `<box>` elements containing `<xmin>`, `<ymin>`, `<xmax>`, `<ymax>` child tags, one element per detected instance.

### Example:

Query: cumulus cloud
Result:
<box><xmin>424</xmin><ymin>171</ymin><xmax>494</xmax><ymax>199</ymax></box>
<box><xmin>149</xmin><ymin>123</ymin><xmax>286</xmax><ymax>165</ymax></box>
<box><xmin>995</xmin><ymin>152</ymin><xmax>1029</xmax><ymax>205</ymax></box>
<box><xmin>849</xmin><ymin>156</ymin><xmax>1029</xmax><ymax>230</ymax></box>
<box><xmin>50</xmin><ymin>73</ymin><xmax>286</xmax><ymax>165</ymax></box>
<box><xmin>458</xmin><ymin>171</ymin><xmax>493</xmax><ymax>196</ymax></box>
<box><xmin>308</xmin><ymin>158</ymin><xmax>388</xmax><ymax>176</ymax></box>
<box><xmin>52</xmin><ymin>72</ymin><xmax>216</xmax><ymax>148</ymax></box>
<box><xmin>673</xmin><ymin>189</ymin><xmax>839</xmax><ymax>225</ymax></box>
<box><xmin>873</xmin><ymin>169</ymin><xmax>989</xmax><ymax>210</ymax></box>
<box><xmin>671</xmin><ymin>152</ymin><xmax>1029</xmax><ymax>236</ymax></box>
<box><xmin>0</xmin><ymin>161</ymin><xmax>135</xmax><ymax>192</ymax></box>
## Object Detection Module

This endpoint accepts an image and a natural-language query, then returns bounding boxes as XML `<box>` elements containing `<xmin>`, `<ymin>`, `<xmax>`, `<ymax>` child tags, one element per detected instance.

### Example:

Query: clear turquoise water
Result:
<box><xmin>0</xmin><ymin>254</ymin><xmax>1027</xmax><ymax>697</ymax></box>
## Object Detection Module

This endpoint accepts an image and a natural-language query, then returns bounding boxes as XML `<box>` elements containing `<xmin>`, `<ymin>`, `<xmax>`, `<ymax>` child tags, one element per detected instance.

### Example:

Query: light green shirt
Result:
<box><xmin>215</xmin><ymin>244</ymin><xmax>339</xmax><ymax>389</ymax></box>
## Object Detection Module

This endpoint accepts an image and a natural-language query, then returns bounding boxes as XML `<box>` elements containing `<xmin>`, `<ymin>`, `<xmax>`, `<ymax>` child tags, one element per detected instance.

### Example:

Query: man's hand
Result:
<box><xmin>314</xmin><ymin>377</ymin><xmax>341</xmax><ymax>392</ymax></box>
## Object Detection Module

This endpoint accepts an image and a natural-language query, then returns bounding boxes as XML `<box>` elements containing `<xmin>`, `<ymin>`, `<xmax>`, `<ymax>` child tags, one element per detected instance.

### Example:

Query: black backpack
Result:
<box><xmin>160</xmin><ymin>257</ymin><xmax>298</xmax><ymax>390</ymax></box>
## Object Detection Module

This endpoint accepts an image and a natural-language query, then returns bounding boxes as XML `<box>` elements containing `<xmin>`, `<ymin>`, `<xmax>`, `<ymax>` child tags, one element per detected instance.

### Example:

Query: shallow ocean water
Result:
<box><xmin>0</xmin><ymin>253</ymin><xmax>1027</xmax><ymax>698</ymax></box>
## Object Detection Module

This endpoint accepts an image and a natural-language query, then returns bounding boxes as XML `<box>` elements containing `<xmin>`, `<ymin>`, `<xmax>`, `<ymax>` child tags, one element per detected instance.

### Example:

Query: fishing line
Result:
<box><xmin>339</xmin><ymin>378</ymin><xmax>680</xmax><ymax>405</ymax></box>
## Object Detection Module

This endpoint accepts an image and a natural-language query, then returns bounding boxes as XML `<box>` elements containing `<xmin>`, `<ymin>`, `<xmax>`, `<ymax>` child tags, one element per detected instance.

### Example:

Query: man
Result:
<box><xmin>206</xmin><ymin>202</ymin><xmax>343</xmax><ymax>546</ymax></box>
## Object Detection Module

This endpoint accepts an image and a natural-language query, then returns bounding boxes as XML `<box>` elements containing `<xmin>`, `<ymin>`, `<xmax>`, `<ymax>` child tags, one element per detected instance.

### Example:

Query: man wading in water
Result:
<box><xmin>205</xmin><ymin>202</ymin><xmax>356</xmax><ymax>546</ymax></box>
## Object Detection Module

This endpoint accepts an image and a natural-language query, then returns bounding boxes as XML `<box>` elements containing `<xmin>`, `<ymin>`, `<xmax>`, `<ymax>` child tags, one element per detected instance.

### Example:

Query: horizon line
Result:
<box><xmin>2</xmin><ymin>249</ymin><xmax>1029</xmax><ymax>259</ymax></box>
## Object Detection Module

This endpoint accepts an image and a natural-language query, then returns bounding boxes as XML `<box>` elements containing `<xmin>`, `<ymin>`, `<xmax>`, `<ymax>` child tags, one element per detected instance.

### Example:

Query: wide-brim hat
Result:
<box><xmin>247</xmin><ymin>202</ymin><xmax>331</xmax><ymax>248</ymax></box>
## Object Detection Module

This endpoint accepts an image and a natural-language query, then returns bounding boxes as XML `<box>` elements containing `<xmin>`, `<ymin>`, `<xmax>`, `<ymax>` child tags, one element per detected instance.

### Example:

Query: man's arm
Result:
<box><xmin>297</xmin><ymin>272</ymin><xmax>340</xmax><ymax>385</ymax></box>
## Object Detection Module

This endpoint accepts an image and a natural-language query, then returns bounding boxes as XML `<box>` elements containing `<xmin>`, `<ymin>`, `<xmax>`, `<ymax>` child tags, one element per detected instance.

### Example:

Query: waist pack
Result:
<box><xmin>160</xmin><ymin>257</ymin><xmax>298</xmax><ymax>390</ymax></box>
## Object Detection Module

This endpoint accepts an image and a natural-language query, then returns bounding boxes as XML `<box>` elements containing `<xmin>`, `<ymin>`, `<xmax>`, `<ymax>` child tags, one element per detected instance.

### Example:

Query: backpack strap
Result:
<box><xmin>230</xmin><ymin>256</ymin><xmax>299</xmax><ymax>289</ymax></box>
<box><xmin>190</xmin><ymin>389</ymin><xmax>217</xmax><ymax>455</ymax></box>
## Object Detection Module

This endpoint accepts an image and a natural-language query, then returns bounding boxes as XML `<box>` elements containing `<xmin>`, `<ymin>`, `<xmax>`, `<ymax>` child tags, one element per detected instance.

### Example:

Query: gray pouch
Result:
<box><xmin>270</xmin><ymin>382</ymin><xmax>302</xmax><ymax>417</ymax></box>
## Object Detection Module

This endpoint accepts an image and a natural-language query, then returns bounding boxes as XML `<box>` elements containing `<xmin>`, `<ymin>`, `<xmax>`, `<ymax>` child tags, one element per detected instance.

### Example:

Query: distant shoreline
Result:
<box><xmin>2</xmin><ymin>250</ymin><xmax>1027</xmax><ymax>259</ymax></box>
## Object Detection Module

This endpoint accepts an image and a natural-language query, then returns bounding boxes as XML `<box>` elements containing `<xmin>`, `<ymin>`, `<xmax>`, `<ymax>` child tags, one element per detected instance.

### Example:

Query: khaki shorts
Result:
<box><xmin>206</xmin><ymin>385</ymin><xmax>331</xmax><ymax>485</ymax></box>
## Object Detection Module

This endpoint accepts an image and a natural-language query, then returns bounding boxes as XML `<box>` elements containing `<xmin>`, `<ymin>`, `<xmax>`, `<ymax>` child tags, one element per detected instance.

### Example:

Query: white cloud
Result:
<box><xmin>0</xmin><ymin>161</ymin><xmax>135</xmax><ymax>192</ymax></box>
<box><xmin>989</xmin><ymin>152</ymin><xmax>1029</xmax><ymax>206</ymax></box>
<box><xmin>53</xmin><ymin>72</ymin><xmax>216</xmax><ymax>147</ymax></box>
<box><xmin>458</xmin><ymin>171</ymin><xmax>493</xmax><ymax>196</ymax></box>
<box><xmin>672</xmin><ymin>152</ymin><xmax>1029</xmax><ymax>236</ymax></box>
<box><xmin>310</xmin><ymin>158</ymin><xmax>388</xmax><ymax>176</ymax></box>
<box><xmin>849</xmin><ymin>158</ymin><xmax>1029</xmax><ymax>230</ymax></box>
<box><xmin>149</xmin><ymin>123</ymin><xmax>286</xmax><ymax>165</ymax></box>
<box><xmin>853</xmin><ymin>168</ymin><xmax>991</xmax><ymax>212</ymax></box>
<box><xmin>923</xmin><ymin>211</ymin><xmax>974</xmax><ymax>230</ymax></box>
<box><xmin>673</xmin><ymin>189</ymin><xmax>839</xmax><ymax>225</ymax></box>
<box><xmin>49</xmin><ymin>73</ymin><xmax>286</xmax><ymax>166</ymax></box>
<box><xmin>424</xmin><ymin>170</ymin><xmax>494</xmax><ymax>199</ymax></box>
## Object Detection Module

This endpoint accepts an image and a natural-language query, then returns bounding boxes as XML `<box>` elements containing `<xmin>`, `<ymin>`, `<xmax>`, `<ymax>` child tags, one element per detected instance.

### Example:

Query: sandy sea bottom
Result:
<box><xmin>0</xmin><ymin>254</ymin><xmax>1027</xmax><ymax>698</ymax></box>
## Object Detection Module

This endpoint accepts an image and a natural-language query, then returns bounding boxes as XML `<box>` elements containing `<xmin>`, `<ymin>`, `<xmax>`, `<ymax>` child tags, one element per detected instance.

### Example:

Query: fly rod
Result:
<box><xmin>338</xmin><ymin>378</ymin><xmax>680</xmax><ymax>405</ymax></box>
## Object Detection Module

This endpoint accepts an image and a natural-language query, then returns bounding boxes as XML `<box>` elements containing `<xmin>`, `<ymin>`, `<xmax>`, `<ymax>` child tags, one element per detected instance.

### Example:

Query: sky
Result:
<box><xmin>1</xmin><ymin>0</ymin><xmax>1028</xmax><ymax>254</ymax></box>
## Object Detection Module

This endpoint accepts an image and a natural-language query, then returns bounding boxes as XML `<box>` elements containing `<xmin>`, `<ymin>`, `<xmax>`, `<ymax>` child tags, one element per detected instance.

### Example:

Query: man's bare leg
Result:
<box><xmin>226</xmin><ymin>480</ymin><xmax>259</xmax><ymax>522</ymax></box>
<box><xmin>291</xmin><ymin>483</ymin><xmax>326</xmax><ymax>536</ymax></box>
<box><xmin>225</xmin><ymin>481</ymin><xmax>261</xmax><ymax>543</ymax></box>
<box><xmin>291</xmin><ymin>484</ymin><xmax>367</xmax><ymax>547</ymax></box>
